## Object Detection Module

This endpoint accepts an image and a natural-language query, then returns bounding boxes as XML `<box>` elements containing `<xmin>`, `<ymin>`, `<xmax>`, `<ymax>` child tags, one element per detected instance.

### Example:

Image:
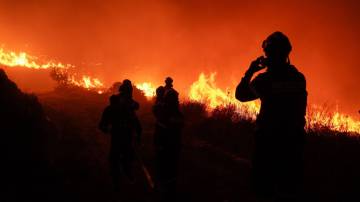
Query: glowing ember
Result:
<box><xmin>0</xmin><ymin>48</ymin><xmax>104</xmax><ymax>90</ymax></box>
<box><xmin>189</xmin><ymin>72</ymin><xmax>360</xmax><ymax>134</ymax></box>
<box><xmin>136</xmin><ymin>82</ymin><xmax>156</xmax><ymax>98</ymax></box>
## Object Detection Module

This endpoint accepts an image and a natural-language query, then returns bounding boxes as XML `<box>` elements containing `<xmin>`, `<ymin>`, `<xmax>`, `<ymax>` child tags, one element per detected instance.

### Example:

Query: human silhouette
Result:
<box><xmin>99</xmin><ymin>79</ymin><xmax>142</xmax><ymax>190</ymax></box>
<box><xmin>153</xmin><ymin>78</ymin><xmax>183</xmax><ymax>202</ymax></box>
<box><xmin>235</xmin><ymin>32</ymin><xmax>307</xmax><ymax>201</ymax></box>
<box><xmin>163</xmin><ymin>77</ymin><xmax>174</xmax><ymax>96</ymax></box>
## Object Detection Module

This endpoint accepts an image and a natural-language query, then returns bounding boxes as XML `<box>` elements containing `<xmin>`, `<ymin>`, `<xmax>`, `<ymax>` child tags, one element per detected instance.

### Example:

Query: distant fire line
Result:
<box><xmin>0</xmin><ymin>48</ymin><xmax>104</xmax><ymax>90</ymax></box>
<box><xmin>1</xmin><ymin>48</ymin><xmax>359</xmax><ymax>134</ymax></box>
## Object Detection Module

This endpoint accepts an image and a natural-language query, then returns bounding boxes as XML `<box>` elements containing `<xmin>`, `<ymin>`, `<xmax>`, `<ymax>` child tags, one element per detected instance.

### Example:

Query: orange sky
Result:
<box><xmin>0</xmin><ymin>0</ymin><xmax>359</xmax><ymax>116</ymax></box>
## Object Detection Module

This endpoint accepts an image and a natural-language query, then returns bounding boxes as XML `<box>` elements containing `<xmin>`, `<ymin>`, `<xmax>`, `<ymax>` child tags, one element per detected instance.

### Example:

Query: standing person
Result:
<box><xmin>163</xmin><ymin>77</ymin><xmax>176</xmax><ymax>96</ymax></box>
<box><xmin>235</xmin><ymin>32</ymin><xmax>307</xmax><ymax>202</ymax></box>
<box><xmin>153</xmin><ymin>80</ymin><xmax>184</xmax><ymax>202</ymax></box>
<box><xmin>99</xmin><ymin>79</ymin><xmax>142</xmax><ymax>190</ymax></box>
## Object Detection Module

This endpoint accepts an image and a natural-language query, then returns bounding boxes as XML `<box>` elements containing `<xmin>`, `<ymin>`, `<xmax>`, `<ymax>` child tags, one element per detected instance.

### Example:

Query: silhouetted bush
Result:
<box><xmin>181</xmin><ymin>101</ymin><xmax>207</xmax><ymax>124</ymax></box>
<box><xmin>0</xmin><ymin>69</ymin><xmax>58</xmax><ymax>201</ymax></box>
<box><xmin>211</xmin><ymin>104</ymin><xmax>238</xmax><ymax>122</ymax></box>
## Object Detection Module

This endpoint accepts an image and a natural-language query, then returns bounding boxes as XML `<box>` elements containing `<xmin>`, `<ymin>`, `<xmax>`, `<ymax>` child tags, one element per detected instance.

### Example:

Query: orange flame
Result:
<box><xmin>189</xmin><ymin>72</ymin><xmax>360</xmax><ymax>134</ymax></box>
<box><xmin>0</xmin><ymin>48</ymin><xmax>72</xmax><ymax>69</ymax></box>
<box><xmin>306</xmin><ymin>105</ymin><xmax>360</xmax><ymax>134</ymax></box>
<box><xmin>1</xmin><ymin>47</ymin><xmax>359</xmax><ymax>134</ymax></box>
<box><xmin>68</xmin><ymin>75</ymin><xmax>104</xmax><ymax>89</ymax></box>
<box><xmin>0</xmin><ymin>48</ymin><xmax>104</xmax><ymax>90</ymax></box>
<box><xmin>136</xmin><ymin>82</ymin><xmax>156</xmax><ymax>99</ymax></box>
<box><xmin>189</xmin><ymin>73</ymin><xmax>260</xmax><ymax>120</ymax></box>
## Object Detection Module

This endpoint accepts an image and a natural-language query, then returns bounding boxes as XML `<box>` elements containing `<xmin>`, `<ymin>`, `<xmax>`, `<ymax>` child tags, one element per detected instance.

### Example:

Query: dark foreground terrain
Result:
<box><xmin>1</xmin><ymin>72</ymin><xmax>360</xmax><ymax>202</ymax></box>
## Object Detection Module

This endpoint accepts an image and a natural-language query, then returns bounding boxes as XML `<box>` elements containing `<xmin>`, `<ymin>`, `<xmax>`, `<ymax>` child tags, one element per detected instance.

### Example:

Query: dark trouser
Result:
<box><xmin>154</xmin><ymin>126</ymin><xmax>181</xmax><ymax>202</ymax></box>
<box><xmin>155</xmin><ymin>148</ymin><xmax>180</xmax><ymax>202</ymax></box>
<box><xmin>109</xmin><ymin>132</ymin><xmax>134</xmax><ymax>189</ymax></box>
<box><xmin>252</xmin><ymin>129</ymin><xmax>305</xmax><ymax>202</ymax></box>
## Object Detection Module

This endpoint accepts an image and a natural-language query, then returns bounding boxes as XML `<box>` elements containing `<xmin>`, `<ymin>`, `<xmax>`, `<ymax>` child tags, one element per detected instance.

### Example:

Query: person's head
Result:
<box><xmin>155</xmin><ymin>86</ymin><xmax>165</xmax><ymax>102</ymax></box>
<box><xmin>262</xmin><ymin>31</ymin><xmax>292</xmax><ymax>69</ymax></box>
<box><xmin>156</xmin><ymin>86</ymin><xmax>165</xmax><ymax>97</ymax></box>
<box><xmin>165</xmin><ymin>77</ymin><xmax>173</xmax><ymax>88</ymax></box>
<box><xmin>119</xmin><ymin>79</ymin><xmax>133</xmax><ymax>96</ymax></box>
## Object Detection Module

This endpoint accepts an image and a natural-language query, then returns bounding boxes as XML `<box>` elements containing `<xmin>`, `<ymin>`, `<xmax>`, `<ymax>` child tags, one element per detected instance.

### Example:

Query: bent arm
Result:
<box><xmin>235</xmin><ymin>71</ymin><xmax>259</xmax><ymax>102</ymax></box>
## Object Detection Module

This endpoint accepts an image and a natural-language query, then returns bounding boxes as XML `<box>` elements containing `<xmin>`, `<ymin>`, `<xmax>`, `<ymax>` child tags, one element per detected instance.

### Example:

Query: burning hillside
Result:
<box><xmin>1</xmin><ymin>48</ymin><xmax>359</xmax><ymax>134</ymax></box>
<box><xmin>0</xmin><ymin>48</ymin><xmax>104</xmax><ymax>90</ymax></box>
<box><xmin>188</xmin><ymin>73</ymin><xmax>360</xmax><ymax>134</ymax></box>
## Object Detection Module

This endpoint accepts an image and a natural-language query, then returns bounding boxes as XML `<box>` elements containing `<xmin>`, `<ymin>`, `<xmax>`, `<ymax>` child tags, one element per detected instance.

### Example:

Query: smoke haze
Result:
<box><xmin>0</xmin><ymin>0</ymin><xmax>359</xmax><ymax>116</ymax></box>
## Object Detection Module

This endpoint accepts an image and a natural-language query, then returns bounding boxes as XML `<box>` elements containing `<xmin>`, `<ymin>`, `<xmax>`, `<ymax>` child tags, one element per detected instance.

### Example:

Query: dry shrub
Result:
<box><xmin>211</xmin><ymin>104</ymin><xmax>238</xmax><ymax>122</ymax></box>
<box><xmin>181</xmin><ymin>101</ymin><xmax>208</xmax><ymax>124</ymax></box>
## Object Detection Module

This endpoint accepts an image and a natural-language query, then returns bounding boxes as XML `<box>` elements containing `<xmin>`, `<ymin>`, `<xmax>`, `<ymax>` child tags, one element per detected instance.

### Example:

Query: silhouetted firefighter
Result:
<box><xmin>164</xmin><ymin>77</ymin><xmax>174</xmax><ymax>95</ymax></box>
<box><xmin>236</xmin><ymin>32</ymin><xmax>307</xmax><ymax>201</ymax></box>
<box><xmin>99</xmin><ymin>79</ymin><xmax>142</xmax><ymax>190</ymax></box>
<box><xmin>153</xmin><ymin>77</ymin><xmax>184</xmax><ymax>201</ymax></box>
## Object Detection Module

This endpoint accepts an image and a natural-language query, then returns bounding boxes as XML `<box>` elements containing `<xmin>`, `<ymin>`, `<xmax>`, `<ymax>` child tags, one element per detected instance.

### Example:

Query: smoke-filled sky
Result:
<box><xmin>0</xmin><ymin>0</ymin><xmax>359</xmax><ymax>116</ymax></box>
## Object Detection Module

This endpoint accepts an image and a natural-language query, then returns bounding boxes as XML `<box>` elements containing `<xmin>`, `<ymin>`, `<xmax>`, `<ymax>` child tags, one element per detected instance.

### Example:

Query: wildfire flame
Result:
<box><xmin>1</xmin><ymin>47</ymin><xmax>359</xmax><ymax>134</ymax></box>
<box><xmin>189</xmin><ymin>73</ymin><xmax>260</xmax><ymax>120</ymax></box>
<box><xmin>68</xmin><ymin>75</ymin><xmax>104</xmax><ymax>89</ymax></box>
<box><xmin>136</xmin><ymin>82</ymin><xmax>156</xmax><ymax>98</ymax></box>
<box><xmin>0</xmin><ymin>48</ymin><xmax>72</xmax><ymax>69</ymax></box>
<box><xmin>0</xmin><ymin>48</ymin><xmax>104</xmax><ymax>90</ymax></box>
<box><xmin>306</xmin><ymin>105</ymin><xmax>360</xmax><ymax>134</ymax></box>
<box><xmin>189</xmin><ymin>72</ymin><xmax>360</xmax><ymax>134</ymax></box>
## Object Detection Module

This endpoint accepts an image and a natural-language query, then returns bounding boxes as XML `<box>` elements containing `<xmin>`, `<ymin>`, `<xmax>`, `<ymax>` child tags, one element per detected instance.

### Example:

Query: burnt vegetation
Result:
<box><xmin>1</xmin><ymin>69</ymin><xmax>359</xmax><ymax>202</ymax></box>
